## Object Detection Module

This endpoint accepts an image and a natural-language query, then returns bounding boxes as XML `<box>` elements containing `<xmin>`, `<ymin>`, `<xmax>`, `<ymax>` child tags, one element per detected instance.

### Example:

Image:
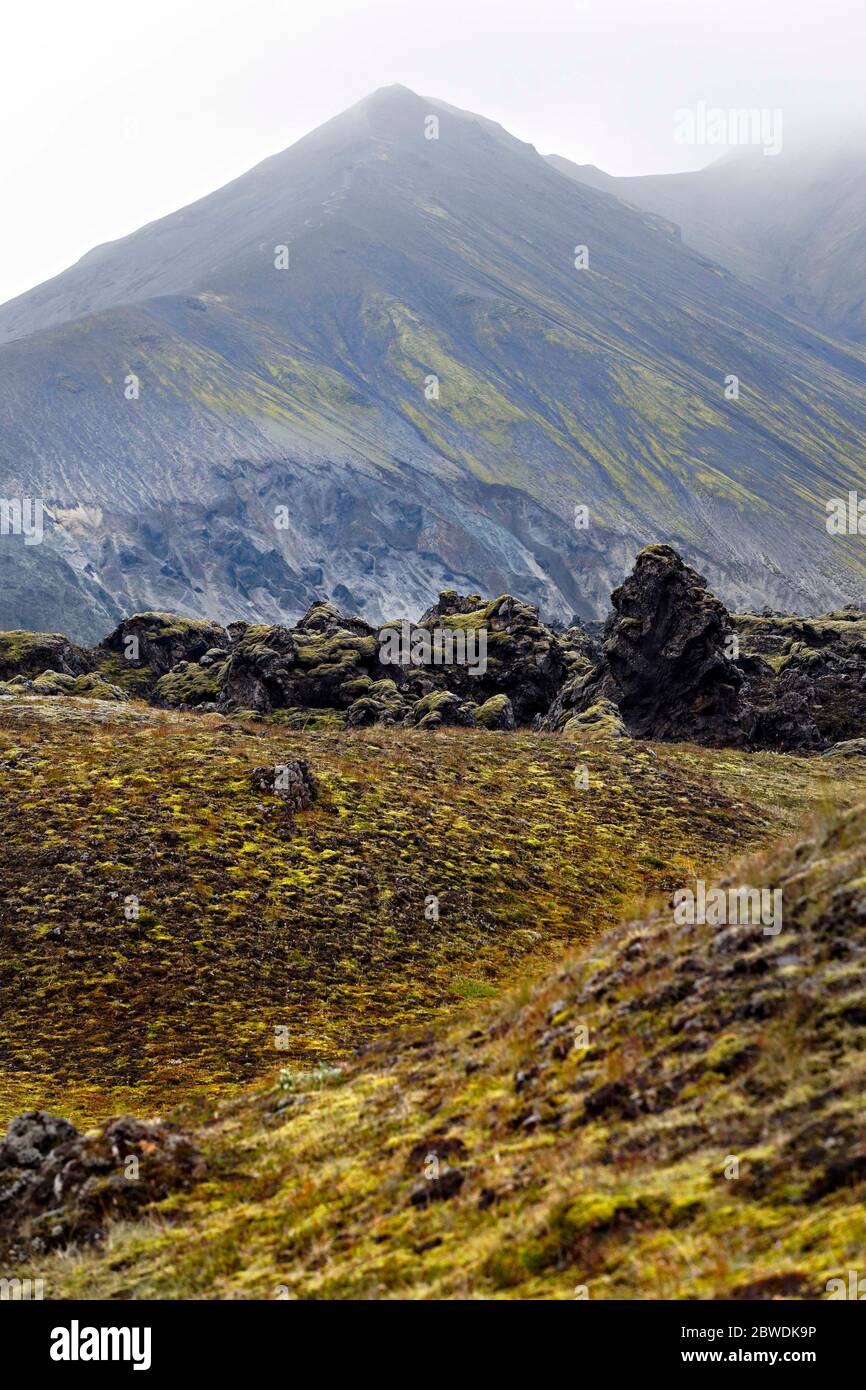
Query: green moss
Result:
<box><xmin>155</xmin><ymin>661</ymin><xmax>226</xmax><ymax>707</ymax></box>
<box><xmin>31</xmin><ymin>671</ymin><xmax>76</xmax><ymax>694</ymax></box>
<box><xmin>475</xmin><ymin>694</ymin><xmax>512</xmax><ymax>728</ymax></box>
<box><xmin>6</xmin><ymin>703</ymin><xmax>866</xmax><ymax>1300</ymax></box>
<box><xmin>93</xmin><ymin>656</ymin><xmax>158</xmax><ymax>698</ymax></box>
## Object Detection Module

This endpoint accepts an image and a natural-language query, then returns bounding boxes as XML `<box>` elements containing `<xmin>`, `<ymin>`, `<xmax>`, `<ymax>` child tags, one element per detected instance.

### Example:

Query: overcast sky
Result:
<box><xmin>1</xmin><ymin>0</ymin><xmax>863</xmax><ymax>307</ymax></box>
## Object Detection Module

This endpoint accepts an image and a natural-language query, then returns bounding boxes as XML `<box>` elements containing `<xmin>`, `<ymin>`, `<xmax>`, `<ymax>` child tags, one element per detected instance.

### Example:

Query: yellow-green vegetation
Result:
<box><xmin>0</xmin><ymin>631</ymin><xmax>86</xmax><ymax>682</ymax></box>
<box><xmin>92</xmin><ymin>655</ymin><xmax>158</xmax><ymax>700</ymax></box>
<box><xmin>154</xmin><ymin>661</ymin><xmax>227</xmax><ymax>707</ymax></box>
<box><xmin>5</xmin><ymin>696</ymin><xmax>865</xmax><ymax>1133</ymax></box>
<box><xmin>25</xmin><ymin>783</ymin><xmax>866</xmax><ymax>1300</ymax></box>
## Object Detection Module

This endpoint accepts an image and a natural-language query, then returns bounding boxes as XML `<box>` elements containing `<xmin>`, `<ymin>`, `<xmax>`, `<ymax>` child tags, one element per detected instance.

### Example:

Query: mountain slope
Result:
<box><xmin>547</xmin><ymin>146</ymin><xmax>866</xmax><ymax>343</ymax></box>
<box><xmin>2</xmin><ymin>86</ymin><xmax>866</xmax><ymax>642</ymax></box>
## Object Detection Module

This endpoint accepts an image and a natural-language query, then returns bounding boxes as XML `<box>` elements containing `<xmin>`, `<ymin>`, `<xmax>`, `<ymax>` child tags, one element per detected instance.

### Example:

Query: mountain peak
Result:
<box><xmin>2</xmin><ymin>89</ymin><xmax>866</xmax><ymax>643</ymax></box>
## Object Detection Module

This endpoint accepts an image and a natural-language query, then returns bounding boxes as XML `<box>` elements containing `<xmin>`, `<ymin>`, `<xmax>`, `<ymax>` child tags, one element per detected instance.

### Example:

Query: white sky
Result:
<box><xmin>1</xmin><ymin>0</ymin><xmax>864</xmax><ymax>307</ymax></box>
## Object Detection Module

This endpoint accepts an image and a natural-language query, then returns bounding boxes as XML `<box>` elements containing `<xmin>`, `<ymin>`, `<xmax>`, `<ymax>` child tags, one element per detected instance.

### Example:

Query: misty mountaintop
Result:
<box><xmin>2</xmin><ymin>84</ymin><xmax>866</xmax><ymax>643</ymax></box>
<box><xmin>548</xmin><ymin>141</ymin><xmax>866</xmax><ymax>343</ymax></box>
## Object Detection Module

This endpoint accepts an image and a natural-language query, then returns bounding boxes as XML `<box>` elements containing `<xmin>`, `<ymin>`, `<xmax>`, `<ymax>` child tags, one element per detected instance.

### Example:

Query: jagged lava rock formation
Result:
<box><xmin>1</xmin><ymin>546</ymin><xmax>865</xmax><ymax>752</ymax></box>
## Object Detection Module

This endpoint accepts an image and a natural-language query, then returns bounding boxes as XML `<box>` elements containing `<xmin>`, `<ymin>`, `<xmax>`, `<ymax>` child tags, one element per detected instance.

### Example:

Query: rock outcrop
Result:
<box><xmin>736</xmin><ymin>608</ymin><xmax>866</xmax><ymax>751</ymax></box>
<box><xmin>545</xmin><ymin>545</ymin><xmax>745</xmax><ymax>745</ymax></box>
<box><xmin>1</xmin><ymin>551</ymin><xmax>865</xmax><ymax>753</ymax></box>
<box><xmin>0</xmin><ymin>1111</ymin><xmax>204</xmax><ymax>1257</ymax></box>
<box><xmin>98</xmin><ymin>612</ymin><xmax>230</xmax><ymax>679</ymax></box>
<box><xmin>0</xmin><ymin>631</ymin><xmax>91</xmax><ymax>683</ymax></box>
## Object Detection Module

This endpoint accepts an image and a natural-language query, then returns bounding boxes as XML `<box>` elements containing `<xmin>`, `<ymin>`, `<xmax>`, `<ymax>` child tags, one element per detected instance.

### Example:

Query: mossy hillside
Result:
<box><xmin>4</xmin><ymin>700</ymin><xmax>861</xmax><ymax>1128</ymax></box>
<box><xmin>31</xmin><ymin>792</ymin><xmax>866</xmax><ymax>1300</ymax></box>
<box><xmin>6</xmin><ymin>89</ymin><xmax>866</xmax><ymax>648</ymax></box>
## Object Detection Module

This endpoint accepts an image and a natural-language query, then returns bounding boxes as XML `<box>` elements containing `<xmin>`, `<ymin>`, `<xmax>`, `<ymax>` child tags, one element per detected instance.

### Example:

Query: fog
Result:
<box><xmin>1</xmin><ymin>0</ymin><xmax>863</xmax><ymax>305</ymax></box>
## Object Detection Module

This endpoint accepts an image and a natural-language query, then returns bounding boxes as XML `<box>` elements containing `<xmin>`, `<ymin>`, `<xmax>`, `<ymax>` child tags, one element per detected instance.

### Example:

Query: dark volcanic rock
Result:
<box><xmin>0</xmin><ymin>1111</ymin><xmax>77</xmax><ymax>1168</ymax></box>
<box><xmin>735</xmin><ymin>608</ymin><xmax>866</xmax><ymax>750</ymax></box>
<box><xmin>0</xmin><ymin>1110</ymin><xmax>204</xmax><ymax>1257</ymax></box>
<box><xmin>219</xmin><ymin>607</ymin><xmax>381</xmax><ymax>713</ymax></box>
<box><xmin>410</xmin><ymin>591</ymin><xmax>568</xmax><ymax>723</ymax></box>
<box><xmin>220</xmin><ymin>590</ymin><xmax>567</xmax><ymax>724</ymax></box>
<box><xmin>250</xmin><ymin>760</ymin><xmax>318</xmax><ymax>811</ymax></box>
<box><xmin>99</xmin><ymin>612</ymin><xmax>229</xmax><ymax>678</ymax></box>
<box><xmin>475</xmin><ymin>693</ymin><xmax>516</xmax><ymax>730</ymax></box>
<box><xmin>536</xmin><ymin>623</ymin><xmax>605</xmax><ymax>732</ymax></box>
<box><xmin>218</xmin><ymin>623</ymin><xmax>300</xmax><ymax>713</ymax></box>
<box><xmin>559</xmin><ymin>545</ymin><xmax>745</xmax><ymax>745</ymax></box>
<box><xmin>0</xmin><ymin>630</ymin><xmax>92</xmax><ymax>682</ymax></box>
<box><xmin>6</xmin><ymin>559</ymin><xmax>866</xmax><ymax>752</ymax></box>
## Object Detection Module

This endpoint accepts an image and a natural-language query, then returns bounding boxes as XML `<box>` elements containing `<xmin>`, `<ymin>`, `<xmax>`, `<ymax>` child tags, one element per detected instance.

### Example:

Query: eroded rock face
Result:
<box><xmin>99</xmin><ymin>613</ymin><xmax>229</xmax><ymax>679</ymax></box>
<box><xmin>735</xmin><ymin>608</ymin><xmax>866</xmax><ymax>751</ymax></box>
<box><xmin>0</xmin><ymin>631</ymin><xmax>92</xmax><ymax>682</ymax></box>
<box><xmin>562</xmin><ymin>546</ymin><xmax>745</xmax><ymax>745</ymax></box>
<box><xmin>0</xmin><ymin>1111</ymin><xmax>204</xmax><ymax>1257</ymax></box>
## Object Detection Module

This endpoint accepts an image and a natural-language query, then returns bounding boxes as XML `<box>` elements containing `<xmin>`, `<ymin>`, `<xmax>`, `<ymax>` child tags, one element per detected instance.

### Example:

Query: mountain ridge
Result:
<box><xmin>2</xmin><ymin>86</ymin><xmax>866</xmax><ymax>642</ymax></box>
<box><xmin>547</xmin><ymin>144</ymin><xmax>866</xmax><ymax>342</ymax></box>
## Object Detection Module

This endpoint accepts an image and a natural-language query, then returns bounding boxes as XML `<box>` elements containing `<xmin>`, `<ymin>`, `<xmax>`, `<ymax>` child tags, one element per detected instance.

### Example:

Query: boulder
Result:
<box><xmin>344</xmin><ymin>679</ymin><xmax>410</xmax><ymax>728</ymax></box>
<box><xmin>98</xmin><ymin>613</ymin><xmax>229</xmax><ymax>678</ymax></box>
<box><xmin>155</xmin><ymin>659</ymin><xmax>226</xmax><ymax>708</ymax></box>
<box><xmin>560</xmin><ymin>546</ymin><xmax>745</xmax><ymax>745</ymax></box>
<box><xmin>562</xmin><ymin>698</ymin><xmax>629</xmax><ymax>741</ymax></box>
<box><xmin>406</xmin><ymin>690</ymin><xmax>477</xmax><ymax>730</ymax></box>
<box><xmin>0</xmin><ymin>1110</ymin><xmax>204</xmax><ymax>1256</ymax></box>
<box><xmin>250</xmin><ymin>760</ymin><xmax>317</xmax><ymax>812</ymax></box>
<box><xmin>475</xmin><ymin>694</ymin><xmax>516</xmax><ymax>730</ymax></box>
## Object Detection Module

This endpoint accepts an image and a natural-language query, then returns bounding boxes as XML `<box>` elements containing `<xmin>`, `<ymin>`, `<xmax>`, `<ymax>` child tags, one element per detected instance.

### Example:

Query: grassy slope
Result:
<box><xmin>4</xmin><ymin>696</ymin><xmax>866</xmax><ymax>1298</ymax></box>
<box><xmin>0</xmin><ymin>695</ymin><xmax>823</xmax><ymax>1126</ymax></box>
<box><xmin>32</xmin><ymin>778</ymin><xmax>866</xmax><ymax>1301</ymax></box>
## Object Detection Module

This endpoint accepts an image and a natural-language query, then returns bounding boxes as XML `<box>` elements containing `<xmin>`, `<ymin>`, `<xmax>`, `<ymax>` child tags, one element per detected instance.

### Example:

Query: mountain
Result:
<box><xmin>2</xmin><ymin>85</ymin><xmax>866</xmax><ymax>642</ymax></box>
<box><xmin>547</xmin><ymin>145</ymin><xmax>866</xmax><ymax>342</ymax></box>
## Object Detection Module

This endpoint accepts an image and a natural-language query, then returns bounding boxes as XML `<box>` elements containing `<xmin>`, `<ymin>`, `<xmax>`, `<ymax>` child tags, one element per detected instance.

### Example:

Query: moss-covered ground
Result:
<box><xmin>3</xmin><ymin>695</ymin><xmax>866</xmax><ymax>1298</ymax></box>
